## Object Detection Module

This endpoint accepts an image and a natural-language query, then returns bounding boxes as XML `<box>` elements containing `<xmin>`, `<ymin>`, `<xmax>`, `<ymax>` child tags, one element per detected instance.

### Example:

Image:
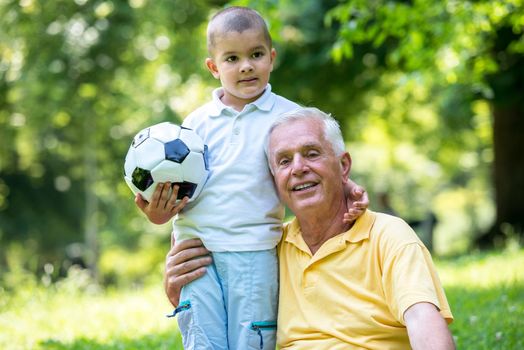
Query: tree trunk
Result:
<box><xmin>476</xmin><ymin>26</ymin><xmax>524</xmax><ymax>248</ymax></box>
<box><xmin>477</xmin><ymin>104</ymin><xmax>524</xmax><ymax>248</ymax></box>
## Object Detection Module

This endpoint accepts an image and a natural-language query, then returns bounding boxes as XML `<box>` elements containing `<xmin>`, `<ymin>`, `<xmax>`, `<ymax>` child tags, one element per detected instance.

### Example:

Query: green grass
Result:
<box><xmin>437</xmin><ymin>249</ymin><xmax>524</xmax><ymax>349</ymax></box>
<box><xmin>0</xmin><ymin>268</ymin><xmax>183</xmax><ymax>350</ymax></box>
<box><xmin>1</xmin><ymin>249</ymin><xmax>523</xmax><ymax>349</ymax></box>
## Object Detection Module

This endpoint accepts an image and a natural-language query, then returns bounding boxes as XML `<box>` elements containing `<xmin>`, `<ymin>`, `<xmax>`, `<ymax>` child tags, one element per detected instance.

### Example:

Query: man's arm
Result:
<box><xmin>404</xmin><ymin>302</ymin><xmax>455</xmax><ymax>350</ymax></box>
<box><xmin>164</xmin><ymin>238</ymin><xmax>212</xmax><ymax>307</ymax></box>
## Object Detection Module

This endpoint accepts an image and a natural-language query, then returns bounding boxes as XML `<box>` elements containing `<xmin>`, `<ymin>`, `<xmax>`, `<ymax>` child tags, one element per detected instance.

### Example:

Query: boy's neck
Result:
<box><xmin>221</xmin><ymin>96</ymin><xmax>248</xmax><ymax>112</ymax></box>
<box><xmin>219</xmin><ymin>87</ymin><xmax>267</xmax><ymax>112</ymax></box>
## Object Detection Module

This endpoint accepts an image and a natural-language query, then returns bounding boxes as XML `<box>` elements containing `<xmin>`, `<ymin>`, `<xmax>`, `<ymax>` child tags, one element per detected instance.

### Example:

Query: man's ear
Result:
<box><xmin>205</xmin><ymin>58</ymin><xmax>220</xmax><ymax>79</ymax></box>
<box><xmin>340</xmin><ymin>152</ymin><xmax>352</xmax><ymax>182</ymax></box>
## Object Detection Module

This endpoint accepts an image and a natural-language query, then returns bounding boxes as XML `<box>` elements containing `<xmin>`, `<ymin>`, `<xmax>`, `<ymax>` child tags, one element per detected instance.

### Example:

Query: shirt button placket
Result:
<box><xmin>231</xmin><ymin>115</ymin><xmax>241</xmax><ymax>143</ymax></box>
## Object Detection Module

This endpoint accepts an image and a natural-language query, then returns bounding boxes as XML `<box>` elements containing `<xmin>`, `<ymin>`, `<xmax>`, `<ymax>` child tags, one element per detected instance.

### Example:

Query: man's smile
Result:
<box><xmin>292</xmin><ymin>182</ymin><xmax>318</xmax><ymax>192</ymax></box>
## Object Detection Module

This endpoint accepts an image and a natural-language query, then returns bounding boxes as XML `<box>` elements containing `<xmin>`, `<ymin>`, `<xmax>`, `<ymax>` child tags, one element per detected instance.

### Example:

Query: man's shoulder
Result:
<box><xmin>369</xmin><ymin>211</ymin><xmax>421</xmax><ymax>247</ymax></box>
<box><xmin>373</xmin><ymin>211</ymin><xmax>410</xmax><ymax>227</ymax></box>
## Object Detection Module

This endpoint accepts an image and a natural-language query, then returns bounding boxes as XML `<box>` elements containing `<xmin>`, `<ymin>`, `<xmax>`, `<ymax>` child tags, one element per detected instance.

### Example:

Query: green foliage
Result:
<box><xmin>323</xmin><ymin>0</ymin><xmax>524</xmax><ymax>247</ymax></box>
<box><xmin>327</xmin><ymin>0</ymin><xmax>524</xmax><ymax>79</ymax></box>
<box><xmin>98</xmin><ymin>238</ymin><xmax>168</xmax><ymax>286</ymax></box>
<box><xmin>1</xmin><ymin>0</ymin><xmax>522</xmax><ymax>280</ymax></box>
<box><xmin>0</xmin><ymin>0</ymin><xmax>212</xmax><ymax>271</ymax></box>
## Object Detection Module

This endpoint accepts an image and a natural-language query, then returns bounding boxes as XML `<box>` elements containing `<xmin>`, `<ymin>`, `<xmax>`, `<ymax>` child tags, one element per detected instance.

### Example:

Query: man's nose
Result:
<box><xmin>291</xmin><ymin>155</ymin><xmax>308</xmax><ymax>176</ymax></box>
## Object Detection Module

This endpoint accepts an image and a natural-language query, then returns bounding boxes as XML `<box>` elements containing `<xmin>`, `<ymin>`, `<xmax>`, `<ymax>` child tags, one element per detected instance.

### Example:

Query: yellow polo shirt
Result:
<box><xmin>277</xmin><ymin>210</ymin><xmax>453</xmax><ymax>349</ymax></box>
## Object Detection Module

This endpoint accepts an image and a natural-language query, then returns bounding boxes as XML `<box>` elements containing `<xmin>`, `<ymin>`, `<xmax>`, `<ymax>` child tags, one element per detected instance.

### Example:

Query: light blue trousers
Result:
<box><xmin>175</xmin><ymin>249</ymin><xmax>278</xmax><ymax>350</ymax></box>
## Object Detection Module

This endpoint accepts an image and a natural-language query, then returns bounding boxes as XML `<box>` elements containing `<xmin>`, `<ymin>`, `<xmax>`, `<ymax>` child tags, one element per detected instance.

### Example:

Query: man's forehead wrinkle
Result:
<box><xmin>302</xmin><ymin>142</ymin><xmax>322</xmax><ymax>149</ymax></box>
<box><xmin>273</xmin><ymin>141</ymin><xmax>321</xmax><ymax>156</ymax></box>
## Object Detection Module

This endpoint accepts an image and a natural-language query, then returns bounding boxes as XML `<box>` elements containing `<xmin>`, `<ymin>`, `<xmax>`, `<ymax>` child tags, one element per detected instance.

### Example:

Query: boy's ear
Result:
<box><xmin>205</xmin><ymin>58</ymin><xmax>220</xmax><ymax>79</ymax></box>
<box><xmin>270</xmin><ymin>48</ymin><xmax>276</xmax><ymax>71</ymax></box>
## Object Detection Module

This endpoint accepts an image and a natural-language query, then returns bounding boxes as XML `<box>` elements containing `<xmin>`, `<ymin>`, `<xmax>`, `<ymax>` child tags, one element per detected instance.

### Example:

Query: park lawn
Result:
<box><xmin>1</xmin><ymin>249</ymin><xmax>523</xmax><ymax>350</ymax></box>
<box><xmin>438</xmin><ymin>248</ymin><xmax>524</xmax><ymax>349</ymax></box>
<box><xmin>0</xmin><ymin>269</ymin><xmax>182</xmax><ymax>350</ymax></box>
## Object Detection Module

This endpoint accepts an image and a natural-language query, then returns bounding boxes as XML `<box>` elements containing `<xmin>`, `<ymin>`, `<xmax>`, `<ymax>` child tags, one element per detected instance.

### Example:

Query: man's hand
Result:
<box><xmin>404</xmin><ymin>302</ymin><xmax>455</xmax><ymax>350</ymax></box>
<box><xmin>164</xmin><ymin>238</ymin><xmax>212</xmax><ymax>307</ymax></box>
<box><xmin>135</xmin><ymin>182</ymin><xmax>189</xmax><ymax>225</ymax></box>
<box><xmin>343</xmin><ymin>179</ymin><xmax>369</xmax><ymax>224</ymax></box>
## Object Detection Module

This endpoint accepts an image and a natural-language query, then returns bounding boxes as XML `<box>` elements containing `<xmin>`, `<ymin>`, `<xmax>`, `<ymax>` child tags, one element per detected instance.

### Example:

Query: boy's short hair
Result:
<box><xmin>207</xmin><ymin>6</ymin><xmax>272</xmax><ymax>55</ymax></box>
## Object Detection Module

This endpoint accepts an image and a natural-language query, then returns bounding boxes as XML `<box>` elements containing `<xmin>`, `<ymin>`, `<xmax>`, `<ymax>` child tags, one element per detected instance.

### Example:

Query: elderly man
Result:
<box><xmin>165</xmin><ymin>107</ymin><xmax>455</xmax><ymax>349</ymax></box>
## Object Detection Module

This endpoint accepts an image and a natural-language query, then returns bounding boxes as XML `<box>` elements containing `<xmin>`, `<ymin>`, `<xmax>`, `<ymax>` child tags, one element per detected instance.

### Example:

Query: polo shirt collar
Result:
<box><xmin>342</xmin><ymin>209</ymin><xmax>375</xmax><ymax>243</ymax></box>
<box><xmin>285</xmin><ymin>210</ymin><xmax>374</xmax><ymax>249</ymax></box>
<box><xmin>284</xmin><ymin>218</ymin><xmax>311</xmax><ymax>255</ymax></box>
<box><xmin>208</xmin><ymin>84</ymin><xmax>275</xmax><ymax>117</ymax></box>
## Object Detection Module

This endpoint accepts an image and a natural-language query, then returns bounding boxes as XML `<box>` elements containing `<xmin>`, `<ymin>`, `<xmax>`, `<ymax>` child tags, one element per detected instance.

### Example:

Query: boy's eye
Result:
<box><xmin>226</xmin><ymin>56</ymin><xmax>238</xmax><ymax>62</ymax></box>
<box><xmin>252</xmin><ymin>51</ymin><xmax>264</xmax><ymax>59</ymax></box>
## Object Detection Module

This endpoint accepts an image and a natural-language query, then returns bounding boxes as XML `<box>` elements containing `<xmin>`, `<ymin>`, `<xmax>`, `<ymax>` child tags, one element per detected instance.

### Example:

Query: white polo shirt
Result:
<box><xmin>173</xmin><ymin>85</ymin><xmax>300</xmax><ymax>252</ymax></box>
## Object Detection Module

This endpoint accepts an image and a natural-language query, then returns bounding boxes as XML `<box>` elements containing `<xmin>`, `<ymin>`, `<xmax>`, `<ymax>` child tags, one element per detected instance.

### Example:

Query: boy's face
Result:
<box><xmin>206</xmin><ymin>28</ymin><xmax>275</xmax><ymax>110</ymax></box>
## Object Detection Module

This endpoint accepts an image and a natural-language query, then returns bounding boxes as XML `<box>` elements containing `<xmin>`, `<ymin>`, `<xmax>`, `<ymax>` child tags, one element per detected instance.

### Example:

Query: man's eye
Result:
<box><xmin>278</xmin><ymin>158</ymin><xmax>290</xmax><ymax>166</ymax></box>
<box><xmin>307</xmin><ymin>151</ymin><xmax>320</xmax><ymax>158</ymax></box>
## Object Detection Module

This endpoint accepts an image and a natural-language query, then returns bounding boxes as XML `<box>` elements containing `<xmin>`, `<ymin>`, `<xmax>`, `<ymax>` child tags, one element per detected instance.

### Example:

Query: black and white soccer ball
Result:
<box><xmin>124</xmin><ymin>122</ymin><xmax>209</xmax><ymax>202</ymax></box>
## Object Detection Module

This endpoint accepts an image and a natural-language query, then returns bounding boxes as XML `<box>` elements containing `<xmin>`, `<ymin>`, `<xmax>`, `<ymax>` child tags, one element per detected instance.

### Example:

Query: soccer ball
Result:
<box><xmin>124</xmin><ymin>122</ymin><xmax>209</xmax><ymax>203</ymax></box>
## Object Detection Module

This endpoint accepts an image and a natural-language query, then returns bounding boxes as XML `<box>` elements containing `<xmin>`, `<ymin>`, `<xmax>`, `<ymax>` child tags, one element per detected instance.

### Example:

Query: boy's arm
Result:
<box><xmin>135</xmin><ymin>182</ymin><xmax>189</xmax><ymax>225</ymax></box>
<box><xmin>343</xmin><ymin>179</ymin><xmax>369</xmax><ymax>223</ymax></box>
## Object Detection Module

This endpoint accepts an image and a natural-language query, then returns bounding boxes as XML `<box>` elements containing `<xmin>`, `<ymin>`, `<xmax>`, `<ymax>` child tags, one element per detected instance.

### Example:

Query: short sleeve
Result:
<box><xmin>381</xmin><ymin>242</ymin><xmax>453</xmax><ymax>325</ymax></box>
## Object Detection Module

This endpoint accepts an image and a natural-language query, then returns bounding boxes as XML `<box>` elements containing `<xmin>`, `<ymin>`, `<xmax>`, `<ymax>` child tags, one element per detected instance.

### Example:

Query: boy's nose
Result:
<box><xmin>240</xmin><ymin>60</ymin><xmax>254</xmax><ymax>73</ymax></box>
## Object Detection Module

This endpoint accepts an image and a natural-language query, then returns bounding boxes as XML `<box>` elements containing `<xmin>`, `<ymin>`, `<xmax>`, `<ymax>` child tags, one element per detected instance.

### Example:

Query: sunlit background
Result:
<box><xmin>1</xmin><ymin>0</ymin><xmax>523</xmax><ymax>349</ymax></box>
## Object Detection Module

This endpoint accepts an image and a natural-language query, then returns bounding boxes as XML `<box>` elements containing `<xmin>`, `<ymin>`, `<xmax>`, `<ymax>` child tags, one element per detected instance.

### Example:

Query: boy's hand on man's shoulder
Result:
<box><xmin>343</xmin><ymin>180</ymin><xmax>369</xmax><ymax>224</ymax></box>
<box><xmin>135</xmin><ymin>182</ymin><xmax>189</xmax><ymax>225</ymax></box>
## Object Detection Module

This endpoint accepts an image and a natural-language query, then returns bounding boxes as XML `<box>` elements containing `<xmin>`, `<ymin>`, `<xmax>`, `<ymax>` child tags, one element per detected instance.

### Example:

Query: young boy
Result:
<box><xmin>135</xmin><ymin>6</ymin><xmax>367</xmax><ymax>350</ymax></box>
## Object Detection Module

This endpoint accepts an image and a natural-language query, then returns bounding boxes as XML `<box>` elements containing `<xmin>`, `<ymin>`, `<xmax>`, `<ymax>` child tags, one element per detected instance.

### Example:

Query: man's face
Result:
<box><xmin>206</xmin><ymin>28</ymin><xmax>275</xmax><ymax>109</ymax></box>
<box><xmin>269</xmin><ymin>119</ymin><xmax>351</xmax><ymax>215</ymax></box>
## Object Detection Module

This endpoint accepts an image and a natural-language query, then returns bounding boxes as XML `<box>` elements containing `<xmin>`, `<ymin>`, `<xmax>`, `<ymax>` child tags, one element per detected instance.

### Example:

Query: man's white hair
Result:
<box><xmin>268</xmin><ymin>107</ymin><xmax>346</xmax><ymax>156</ymax></box>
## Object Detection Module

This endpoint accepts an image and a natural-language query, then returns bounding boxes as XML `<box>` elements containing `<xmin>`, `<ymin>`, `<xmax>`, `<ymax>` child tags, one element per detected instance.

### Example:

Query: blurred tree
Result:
<box><xmin>326</xmin><ymin>0</ymin><xmax>524</xmax><ymax>248</ymax></box>
<box><xmin>0</xmin><ymin>0</ymin><xmax>519</xmax><ymax>282</ymax></box>
<box><xmin>0</xmin><ymin>0</ymin><xmax>212</xmax><ymax>277</ymax></box>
